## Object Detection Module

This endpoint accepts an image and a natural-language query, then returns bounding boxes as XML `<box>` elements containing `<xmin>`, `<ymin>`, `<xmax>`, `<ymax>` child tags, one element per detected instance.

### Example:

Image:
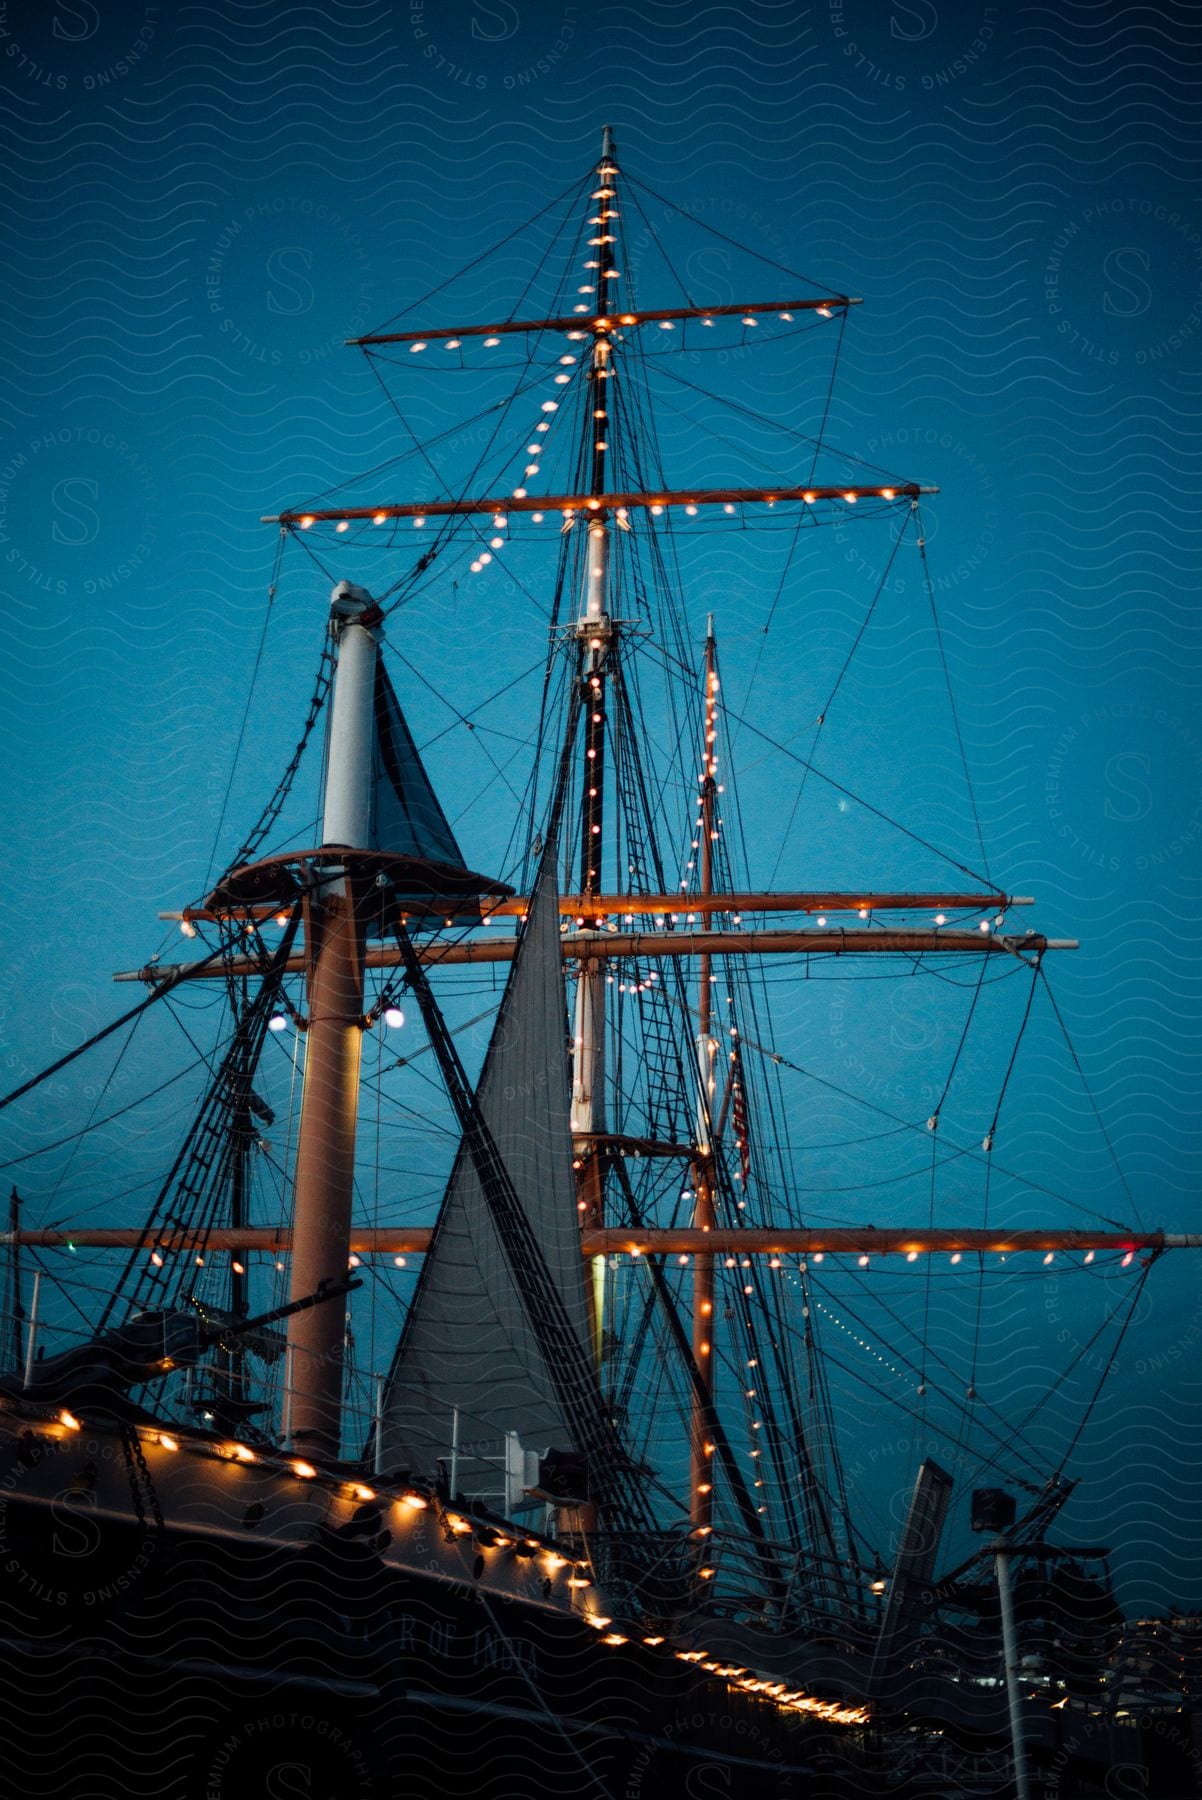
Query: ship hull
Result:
<box><xmin>0</xmin><ymin>1409</ymin><xmax>1164</xmax><ymax>1798</ymax></box>
<box><xmin>0</xmin><ymin>1405</ymin><xmax>860</xmax><ymax>1798</ymax></box>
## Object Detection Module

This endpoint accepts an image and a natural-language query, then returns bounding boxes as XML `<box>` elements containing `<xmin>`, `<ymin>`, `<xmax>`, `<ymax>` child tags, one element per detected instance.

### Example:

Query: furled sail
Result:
<box><xmin>379</xmin><ymin>843</ymin><xmax>591</xmax><ymax>1498</ymax></box>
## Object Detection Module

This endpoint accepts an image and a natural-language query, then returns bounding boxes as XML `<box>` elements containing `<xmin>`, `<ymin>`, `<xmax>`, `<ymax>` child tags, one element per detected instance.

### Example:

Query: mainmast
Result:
<box><xmin>571</xmin><ymin>125</ymin><xmax>621</xmax><ymax>1364</ymax></box>
<box><xmin>283</xmin><ymin>582</ymin><xmax>379</xmax><ymax>1456</ymax></box>
<box><xmin>690</xmin><ymin>623</ymin><xmax>718</xmax><ymax>1532</ymax></box>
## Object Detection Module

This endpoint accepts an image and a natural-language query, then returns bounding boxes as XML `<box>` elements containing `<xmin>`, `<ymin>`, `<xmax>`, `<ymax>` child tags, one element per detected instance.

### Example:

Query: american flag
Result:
<box><xmin>731</xmin><ymin>1037</ymin><xmax>751</xmax><ymax>1188</ymax></box>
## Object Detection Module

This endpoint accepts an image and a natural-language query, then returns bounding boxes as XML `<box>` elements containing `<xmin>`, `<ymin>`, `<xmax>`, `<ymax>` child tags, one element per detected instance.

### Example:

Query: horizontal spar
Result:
<box><xmin>348</xmin><ymin>296</ymin><xmax>861</xmax><ymax>347</ymax></box>
<box><xmin>163</xmin><ymin>891</ymin><xmax>1033</xmax><ymax>925</ymax></box>
<box><xmin>262</xmin><ymin>483</ymin><xmax>937</xmax><ymax>526</ymax></box>
<box><xmin>114</xmin><ymin>930</ymin><xmax>1075</xmax><ymax>984</ymax></box>
<box><xmin>3</xmin><ymin>1230</ymin><xmax>1193</xmax><ymax>1255</ymax></box>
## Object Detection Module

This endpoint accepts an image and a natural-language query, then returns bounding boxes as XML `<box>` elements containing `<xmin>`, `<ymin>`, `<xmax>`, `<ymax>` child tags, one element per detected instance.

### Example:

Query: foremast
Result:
<box><xmin>283</xmin><ymin>583</ymin><xmax>379</xmax><ymax>1455</ymax></box>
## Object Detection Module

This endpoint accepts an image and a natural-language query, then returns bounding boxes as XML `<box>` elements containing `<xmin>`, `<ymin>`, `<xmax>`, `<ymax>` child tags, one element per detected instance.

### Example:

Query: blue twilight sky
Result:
<box><xmin>0</xmin><ymin>0</ymin><xmax>1200</xmax><ymax>1609</ymax></box>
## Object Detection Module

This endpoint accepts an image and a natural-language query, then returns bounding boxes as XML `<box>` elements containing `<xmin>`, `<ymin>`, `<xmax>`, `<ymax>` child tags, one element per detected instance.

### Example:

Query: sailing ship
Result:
<box><xmin>0</xmin><ymin>128</ymin><xmax>1197</xmax><ymax>1799</ymax></box>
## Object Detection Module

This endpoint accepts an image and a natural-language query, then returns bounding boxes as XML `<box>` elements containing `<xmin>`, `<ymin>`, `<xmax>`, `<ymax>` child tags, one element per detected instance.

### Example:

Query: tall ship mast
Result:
<box><xmin>0</xmin><ymin>129</ymin><xmax>1198</xmax><ymax>1800</ymax></box>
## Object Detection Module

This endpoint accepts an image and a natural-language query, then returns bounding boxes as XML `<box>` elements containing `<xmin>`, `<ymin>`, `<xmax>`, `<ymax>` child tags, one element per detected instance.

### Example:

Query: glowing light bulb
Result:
<box><xmin>268</xmin><ymin>1012</ymin><xmax>288</xmax><ymax>1032</ymax></box>
<box><xmin>292</xmin><ymin>1460</ymin><xmax>317</xmax><ymax>1479</ymax></box>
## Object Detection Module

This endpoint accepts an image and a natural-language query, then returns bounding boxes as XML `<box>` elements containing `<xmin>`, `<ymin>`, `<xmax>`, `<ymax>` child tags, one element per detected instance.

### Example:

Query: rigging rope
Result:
<box><xmin>915</xmin><ymin>505</ymin><xmax>992</xmax><ymax>883</ymax></box>
<box><xmin>204</xmin><ymin>530</ymin><xmax>285</xmax><ymax>892</ymax></box>
<box><xmin>213</xmin><ymin>622</ymin><xmax>334</xmax><ymax>888</ymax></box>
<box><xmin>0</xmin><ymin>944</ymin><xmax>229</xmax><ymax>1118</ymax></box>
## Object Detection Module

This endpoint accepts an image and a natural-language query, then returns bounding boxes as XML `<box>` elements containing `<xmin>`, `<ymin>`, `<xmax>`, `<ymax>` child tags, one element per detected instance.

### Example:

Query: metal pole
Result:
<box><xmin>22</xmin><ymin>1270</ymin><xmax>41</xmax><ymax>1390</ymax></box>
<box><xmin>7</xmin><ymin>1185</ymin><xmax>21</xmax><ymax>1374</ymax></box>
<box><xmin>994</xmin><ymin>1543</ymin><xmax>1031</xmax><ymax>1800</ymax></box>
<box><xmin>373</xmin><ymin>1373</ymin><xmax>385</xmax><ymax>1476</ymax></box>
<box><xmin>283</xmin><ymin>581</ymin><xmax>377</xmax><ymax>1458</ymax></box>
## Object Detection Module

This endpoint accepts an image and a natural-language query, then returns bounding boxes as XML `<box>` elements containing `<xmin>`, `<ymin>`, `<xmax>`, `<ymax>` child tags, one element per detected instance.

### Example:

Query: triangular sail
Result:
<box><xmin>370</xmin><ymin>661</ymin><xmax>466</xmax><ymax>869</ymax></box>
<box><xmin>379</xmin><ymin>844</ymin><xmax>591</xmax><ymax>1495</ymax></box>
<box><xmin>207</xmin><ymin>643</ymin><xmax>499</xmax><ymax>910</ymax></box>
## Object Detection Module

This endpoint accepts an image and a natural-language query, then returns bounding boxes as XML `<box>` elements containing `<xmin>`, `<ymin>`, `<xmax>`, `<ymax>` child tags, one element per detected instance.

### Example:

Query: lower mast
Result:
<box><xmin>283</xmin><ymin>582</ymin><xmax>378</xmax><ymax>1457</ymax></box>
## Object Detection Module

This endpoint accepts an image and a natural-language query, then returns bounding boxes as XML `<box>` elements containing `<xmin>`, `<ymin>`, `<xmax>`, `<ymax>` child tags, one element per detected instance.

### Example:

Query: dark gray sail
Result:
<box><xmin>379</xmin><ymin>846</ymin><xmax>591</xmax><ymax>1498</ymax></box>
<box><xmin>371</xmin><ymin>662</ymin><xmax>467</xmax><ymax>869</ymax></box>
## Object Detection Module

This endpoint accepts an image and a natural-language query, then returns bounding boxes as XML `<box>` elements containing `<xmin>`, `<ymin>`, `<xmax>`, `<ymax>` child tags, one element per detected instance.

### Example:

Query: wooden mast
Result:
<box><xmin>10</xmin><ymin>1228</ymin><xmax>1199</xmax><ymax>1256</ymax></box>
<box><xmin>571</xmin><ymin>124</ymin><xmax>621</xmax><ymax>1372</ymax></box>
<box><xmin>120</xmin><ymin>927</ymin><xmax>1078</xmax><ymax>986</ymax></box>
<box><xmin>281</xmin><ymin>581</ymin><xmax>377</xmax><ymax>1457</ymax></box>
<box><xmin>690</xmin><ymin>624</ymin><xmax>718</xmax><ymax>1532</ymax></box>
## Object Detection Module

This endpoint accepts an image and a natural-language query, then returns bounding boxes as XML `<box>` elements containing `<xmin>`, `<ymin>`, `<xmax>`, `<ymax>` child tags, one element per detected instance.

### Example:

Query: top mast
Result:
<box><xmin>572</xmin><ymin>125</ymin><xmax>621</xmax><ymax>1361</ymax></box>
<box><xmin>690</xmin><ymin>622</ymin><xmax>719</xmax><ymax>1532</ymax></box>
